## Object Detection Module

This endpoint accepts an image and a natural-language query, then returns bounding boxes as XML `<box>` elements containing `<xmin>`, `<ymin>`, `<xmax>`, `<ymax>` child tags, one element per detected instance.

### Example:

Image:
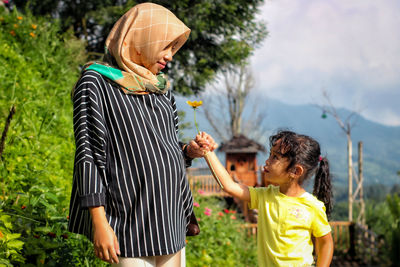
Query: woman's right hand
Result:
<box><xmin>90</xmin><ymin>206</ymin><xmax>120</xmax><ymax>264</ymax></box>
<box><xmin>192</xmin><ymin>131</ymin><xmax>218</xmax><ymax>156</ymax></box>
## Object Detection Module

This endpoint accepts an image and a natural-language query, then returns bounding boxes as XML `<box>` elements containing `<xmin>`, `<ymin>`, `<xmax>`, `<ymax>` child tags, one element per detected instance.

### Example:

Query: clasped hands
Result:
<box><xmin>186</xmin><ymin>132</ymin><xmax>218</xmax><ymax>158</ymax></box>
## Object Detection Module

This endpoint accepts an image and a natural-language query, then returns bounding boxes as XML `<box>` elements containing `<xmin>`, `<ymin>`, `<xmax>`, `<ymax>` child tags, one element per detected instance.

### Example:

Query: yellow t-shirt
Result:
<box><xmin>249</xmin><ymin>185</ymin><xmax>331</xmax><ymax>267</ymax></box>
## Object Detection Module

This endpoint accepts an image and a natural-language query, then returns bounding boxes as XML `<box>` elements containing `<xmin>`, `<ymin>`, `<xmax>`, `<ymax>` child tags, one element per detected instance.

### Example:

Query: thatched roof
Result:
<box><xmin>218</xmin><ymin>134</ymin><xmax>266</xmax><ymax>153</ymax></box>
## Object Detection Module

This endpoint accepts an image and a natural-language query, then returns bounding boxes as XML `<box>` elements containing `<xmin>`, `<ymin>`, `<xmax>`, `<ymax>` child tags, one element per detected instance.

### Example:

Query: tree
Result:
<box><xmin>202</xmin><ymin>62</ymin><xmax>267</xmax><ymax>142</ymax></box>
<box><xmin>12</xmin><ymin>0</ymin><xmax>267</xmax><ymax>95</ymax></box>
<box><xmin>318</xmin><ymin>91</ymin><xmax>364</xmax><ymax>223</ymax></box>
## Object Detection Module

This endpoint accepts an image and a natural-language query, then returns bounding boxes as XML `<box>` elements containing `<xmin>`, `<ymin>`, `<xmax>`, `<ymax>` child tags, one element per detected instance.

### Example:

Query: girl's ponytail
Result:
<box><xmin>313</xmin><ymin>157</ymin><xmax>333</xmax><ymax>218</ymax></box>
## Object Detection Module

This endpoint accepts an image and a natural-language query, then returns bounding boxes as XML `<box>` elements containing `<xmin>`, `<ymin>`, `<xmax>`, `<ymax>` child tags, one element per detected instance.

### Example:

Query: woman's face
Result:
<box><xmin>140</xmin><ymin>41</ymin><xmax>178</xmax><ymax>75</ymax></box>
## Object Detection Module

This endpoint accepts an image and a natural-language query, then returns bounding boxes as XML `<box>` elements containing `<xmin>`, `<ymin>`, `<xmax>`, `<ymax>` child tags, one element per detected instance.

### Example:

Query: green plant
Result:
<box><xmin>0</xmin><ymin>8</ymin><xmax>109</xmax><ymax>266</ymax></box>
<box><xmin>387</xmin><ymin>194</ymin><xmax>400</xmax><ymax>265</ymax></box>
<box><xmin>0</xmin><ymin>211</ymin><xmax>25</xmax><ymax>266</ymax></box>
<box><xmin>363</xmin><ymin>197</ymin><xmax>399</xmax><ymax>266</ymax></box>
<box><xmin>186</xmin><ymin>192</ymin><xmax>257</xmax><ymax>267</ymax></box>
<box><xmin>0</xmin><ymin>185</ymin><xmax>108</xmax><ymax>266</ymax></box>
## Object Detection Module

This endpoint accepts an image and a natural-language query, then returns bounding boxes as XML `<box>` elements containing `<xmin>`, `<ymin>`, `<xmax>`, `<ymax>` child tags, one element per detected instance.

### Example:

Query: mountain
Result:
<box><xmin>175</xmin><ymin>95</ymin><xmax>400</xmax><ymax>186</ymax></box>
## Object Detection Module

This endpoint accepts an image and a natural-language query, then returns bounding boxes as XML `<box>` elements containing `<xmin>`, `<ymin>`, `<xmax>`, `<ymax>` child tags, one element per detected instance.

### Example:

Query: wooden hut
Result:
<box><xmin>219</xmin><ymin>134</ymin><xmax>266</xmax><ymax>187</ymax></box>
<box><xmin>219</xmin><ymin>135</ymin><xmax>266</xmax><ymax>221</ymax></box>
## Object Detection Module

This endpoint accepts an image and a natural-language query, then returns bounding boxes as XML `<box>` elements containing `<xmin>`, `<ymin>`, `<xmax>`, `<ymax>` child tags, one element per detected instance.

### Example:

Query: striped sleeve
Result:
<box><xmin>72</xmin><ymin>73</ymin><xmax>108</xmax><ymax>208</ymax></box>
<box><xmin>168</xmin><ymin>91</ymin><xmax>179</xmax><ymax>134</ymax></box>
<box><xmin>168</xmin><ymin>92</ymin><xmax>193</xmax><ymax>168</ymax></box>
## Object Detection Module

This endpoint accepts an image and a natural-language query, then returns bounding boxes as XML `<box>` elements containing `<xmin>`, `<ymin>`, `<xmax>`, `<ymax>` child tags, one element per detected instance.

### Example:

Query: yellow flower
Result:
<box><xmin>31</xmin><ymin>24</ymin><xmax>37</xmax><ymax>30</ymax></box>
<box><xmin>186</xmin><ymin>100</ymin><xmax>203</xmax><ymax>133</ymax></box>
<box><xmin>29</xmin><ymin>32</ymin><xmax>36</xmax><ymax>38</ymax></box>
<box><xmin>17</xmin><ymin>16</ymin><xmax>23</xmax><ymax>20</ymax></box>
<box><xmin>186</xmin><ymin>100</ymin><xmax>203</xmax><ymax>109</ymax></box>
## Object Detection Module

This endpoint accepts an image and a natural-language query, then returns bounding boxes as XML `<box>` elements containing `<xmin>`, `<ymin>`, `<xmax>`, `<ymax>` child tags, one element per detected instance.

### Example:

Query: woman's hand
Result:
<box><xmin>187</xmin><ymin>132</ymin><xmax>218</xmax><ymax>158</ymax></box>
<box><xmin>90</xmin><ymin>206</ymin><xmax>120</xmax><ymax>264</ymax></box>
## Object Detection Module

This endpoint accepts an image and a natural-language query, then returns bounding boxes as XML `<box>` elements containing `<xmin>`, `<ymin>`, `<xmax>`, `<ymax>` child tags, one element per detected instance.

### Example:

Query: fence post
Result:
<box><xmin>349</xmin><ymin>222</ymin><xmax>356</xmax><ymax>258</ymax></box>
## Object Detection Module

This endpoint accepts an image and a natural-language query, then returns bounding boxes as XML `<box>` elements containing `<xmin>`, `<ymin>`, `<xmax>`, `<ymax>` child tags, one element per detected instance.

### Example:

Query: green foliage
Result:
<box><xmin>0</xmin><ymin>8</ymin><xmax>107</xmax><ymax>266</ymax></box>
<box><xmin>359</xmin><ymin>195</ymin><xmax>400</xmax><ymax>266</ymax></box>
<box><xmin>0</xmin><ymin>7</ymin><xmax>84</xmax><ymax>198</ymax></box>
<box><xmin>0</xmin><ymin>211</ymin><xmax>25</xmax><ymax>266</ymax></box>
<box><xmin>386</xmin><ymin>194</ymin><xmax>400</xmax><ymax>264</ymax></box>
<box><xmin>0</xmin><ymin>186</ymin><xmax>107</xmax><ymax>266</ymax></box>
<box><xmin>330</xmin><ymin>201</ymin><xmax>348</xmax><ymax>221</ymax></box>
<box><xmin>186</xmin><ymin>193</ymin><xmax>257</xmax><ymax>267</ymax></box>
<box><xmin>12</xmin><ymin>0</ymin><xmax>267</xmax><ymax>95</ymax></box>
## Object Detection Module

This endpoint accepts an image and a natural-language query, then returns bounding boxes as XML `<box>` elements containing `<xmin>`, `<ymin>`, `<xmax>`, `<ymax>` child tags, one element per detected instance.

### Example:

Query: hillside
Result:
<box><xmin>175</xmin><ymin>95</ymin><xmax>400</xmax><ymax>186</ymax></box>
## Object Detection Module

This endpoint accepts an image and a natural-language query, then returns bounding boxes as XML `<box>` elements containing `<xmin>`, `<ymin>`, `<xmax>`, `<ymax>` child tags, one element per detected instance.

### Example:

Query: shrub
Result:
<box><xmin>0</xmin><ymin>7</ymin><xmax>106</xmax><ymax>266</ymax></box>
<box><xmin>186</xmin><ymin>191</ymin><xmax>257</xmax><ymax>267</ymax></box>
<box><xmin>387</xmin><ymin>194</ymin><xmax>400</xmax><ymax>265</ymax></box>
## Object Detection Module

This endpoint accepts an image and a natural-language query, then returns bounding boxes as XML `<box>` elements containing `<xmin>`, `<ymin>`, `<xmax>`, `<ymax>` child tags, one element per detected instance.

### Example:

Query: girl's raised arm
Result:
<box><xmin>204</xmin><ymin>152</ymin><xmax>250</xmax><ymax>202</ymax></box>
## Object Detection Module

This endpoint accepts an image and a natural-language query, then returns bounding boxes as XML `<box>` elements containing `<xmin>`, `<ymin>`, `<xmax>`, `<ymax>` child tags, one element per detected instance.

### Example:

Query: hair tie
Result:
<box><xmin>319</xmin><ymin>156</ymin><xmax>323</xmax><ymax>162</ymax></box>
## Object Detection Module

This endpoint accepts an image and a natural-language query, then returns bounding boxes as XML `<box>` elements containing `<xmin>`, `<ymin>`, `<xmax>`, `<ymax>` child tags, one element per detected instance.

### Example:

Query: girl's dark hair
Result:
<box><xmin>269</xmin><ymin>130</ymin><xmax>333</xmax><ymax>217</ymax></box>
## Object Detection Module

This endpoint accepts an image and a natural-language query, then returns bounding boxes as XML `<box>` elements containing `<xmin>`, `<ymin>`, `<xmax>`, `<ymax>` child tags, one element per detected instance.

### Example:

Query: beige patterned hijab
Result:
<box><xmin>84</xmin><ymin>3</ymin><xmax>190</xmax><ymax>94</ymax></box>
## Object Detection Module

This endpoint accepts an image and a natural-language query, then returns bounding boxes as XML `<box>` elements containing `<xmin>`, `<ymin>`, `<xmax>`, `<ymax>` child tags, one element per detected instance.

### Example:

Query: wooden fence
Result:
<box><xmin>187</xmin><ymin>169</ymin><xmax>229</xmax><ymax>197</ymax></box>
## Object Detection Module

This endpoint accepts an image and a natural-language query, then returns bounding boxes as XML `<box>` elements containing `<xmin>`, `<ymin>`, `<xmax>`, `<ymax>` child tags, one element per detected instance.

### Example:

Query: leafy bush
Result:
<box><xmin>362</xmin><ymin>195</ymin><xmax>400</xmax><ymax>266</ymax></box>
<box><xmin>0</xmin><ymin>6</ymin><xmax>85</xmax><ymax>195</ymax></box>
<box><xmin>0</xmin><ymin>7</ymin><xmax>108</xmax><ymax>266</ymax></box>
<box><xmin>186</xmin><ymin>191</ymin><xmax>257</xmax><ymax>267</ymax></box>
<box><xmin>386</xmin><ymin>194</ymin><xmax>400</xmax><ymax>265</ymax></box>
<box><xmin>0</xmin><ymin>185</ymin><xmax>107</xmax><ymax>266</ymax></box>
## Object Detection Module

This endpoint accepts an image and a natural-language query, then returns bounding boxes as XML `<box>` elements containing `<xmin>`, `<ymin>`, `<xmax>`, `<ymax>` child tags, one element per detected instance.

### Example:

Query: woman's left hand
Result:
<box><xmin>187</xmin><ymin>132</ymin><xmax>218</xmax><ymax>158</ymax></box>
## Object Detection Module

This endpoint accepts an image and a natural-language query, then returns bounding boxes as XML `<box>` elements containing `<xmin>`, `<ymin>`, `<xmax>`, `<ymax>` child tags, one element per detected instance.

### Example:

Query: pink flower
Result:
<box><xmin>3</xmin><ymin>0</ymin><xmax>10</xmax><ymax>4</ymax></box>
<box><xmin>198</xmin><ymin>189</ymin><xmax>205</xmax><ymax>195</ymax></box>
<box><xmin>193</xmin><ymin>202</ymin><xmax>200</xmax><ymax>207</ymax></box>
<box><xmin>204</xmin><ymin>207</ymin><xmax>212</xmax><ymax>216</ymax></box>
<box><xmin>218</xmin><ymin>212</ymin><xmax>224</xmax><ymax>216</ymax></box>
<box><xmin>230</xmin><ymin>215</ymin><xmax>236</xmax><ymax>220</ymax></box>
<box><xmin>197</xmin><ymin>218</ymin><xmax>201</xmax><ymax>222</ymax></box>
<box><xmin>224</xmin><ymin>209</ymin><xmax>229</xmax><ymax>213</ymax></box>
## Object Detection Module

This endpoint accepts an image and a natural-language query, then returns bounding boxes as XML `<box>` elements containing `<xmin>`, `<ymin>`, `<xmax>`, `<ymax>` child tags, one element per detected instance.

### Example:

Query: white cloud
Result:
<box><xmin>252</xmin><ymin>0</ymin><xmax>400</xmax><ymax>126</ymax></box>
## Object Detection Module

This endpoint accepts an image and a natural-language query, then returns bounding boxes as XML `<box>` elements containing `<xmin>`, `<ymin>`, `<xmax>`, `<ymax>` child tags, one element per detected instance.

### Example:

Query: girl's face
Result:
<box><xmin>262</xmin><ymin>145</ymin><xmax>292</xmax><ymax>186</ymax></box>
<box><xmin>140</xmin><ymin>41</ymin><xmax>178</xmax><ymax>75</ymax></box>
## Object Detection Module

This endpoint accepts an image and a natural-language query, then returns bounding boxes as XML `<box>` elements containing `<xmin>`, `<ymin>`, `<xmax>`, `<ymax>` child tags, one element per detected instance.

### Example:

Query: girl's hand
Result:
<box><xmin>201</xmin><ymin>132</ymin><xmax>218</xmax><ymax>151</ymax></box>
<box><xmin>90</xmin><ymin>207</ymin><xmax>120</xmax><ymax>264</ymax></box>
<box><xmin>187</xmin><ymin>132</ymin><xmax>218</xmax><ymax>158</ymax></box>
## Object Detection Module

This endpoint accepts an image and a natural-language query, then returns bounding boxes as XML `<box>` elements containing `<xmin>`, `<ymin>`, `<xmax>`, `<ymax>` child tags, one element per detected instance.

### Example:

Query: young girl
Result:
<box><xmin>200</xmin><ymin>130</ymin><xmax>334</xmax><ymax>267</ymax></box>
<box><xmin>68</xmin><ymin>3</ymin><xmax>215</xmax><ymax>266</ymax></box>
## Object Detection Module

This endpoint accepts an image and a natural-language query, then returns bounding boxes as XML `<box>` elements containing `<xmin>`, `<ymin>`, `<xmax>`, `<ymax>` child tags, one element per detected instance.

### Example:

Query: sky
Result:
<box><xmin>251</xmin><ymin>0</ymin><xmax>400</xmax><ymax>126</ymax></box>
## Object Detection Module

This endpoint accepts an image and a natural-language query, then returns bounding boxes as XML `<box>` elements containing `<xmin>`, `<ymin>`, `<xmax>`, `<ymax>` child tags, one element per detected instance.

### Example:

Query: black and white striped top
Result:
<box><xmin>68</xmin><ymin>70</ymin><xmax>193</xmax><ymax>257</ymax></box>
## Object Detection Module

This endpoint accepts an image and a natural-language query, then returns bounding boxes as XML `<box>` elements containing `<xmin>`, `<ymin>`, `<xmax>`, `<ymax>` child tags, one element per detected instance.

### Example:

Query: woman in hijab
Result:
<box><xmin>68</xmin><ymin>3</ymin><xmax>216</xmax><ymax>266</ymax></box>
